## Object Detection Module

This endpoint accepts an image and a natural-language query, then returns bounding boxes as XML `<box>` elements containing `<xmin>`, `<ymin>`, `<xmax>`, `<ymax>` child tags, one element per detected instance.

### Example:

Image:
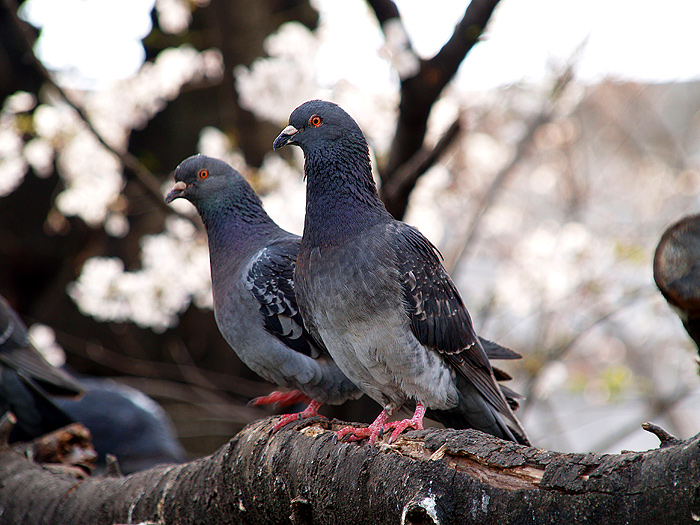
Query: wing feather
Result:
<box><xmin>391</xmin><ymin>223</ymin><xmax>514</xmax><ymax>419</ymax></box>
<box><xmin>246</xmin><ymin>240</ymin><xmax>324</xmax><ymax>358</ymax></box>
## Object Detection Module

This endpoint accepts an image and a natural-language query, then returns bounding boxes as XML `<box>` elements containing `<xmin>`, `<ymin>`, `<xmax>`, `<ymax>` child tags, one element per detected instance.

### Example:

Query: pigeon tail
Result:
<box><xmin>427</xmin><ymin>377</ymin><xmax>530</xmax><ymax>446</ymax></box>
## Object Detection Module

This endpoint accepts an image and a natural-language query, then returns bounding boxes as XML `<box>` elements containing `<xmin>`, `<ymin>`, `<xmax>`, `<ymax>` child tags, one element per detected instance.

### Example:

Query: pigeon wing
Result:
<box><xmin>246</xmin><ymin>240</ymin><xmax>324</xmax><ymax>359</ymax></box>
<box><xmin>391</xmin><ymin>223</ymin><xmax>513</xmax><ymax>418</ymax></box>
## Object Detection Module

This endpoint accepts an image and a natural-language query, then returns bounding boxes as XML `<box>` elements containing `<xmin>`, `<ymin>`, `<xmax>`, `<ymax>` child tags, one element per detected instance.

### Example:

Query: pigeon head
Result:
<box><xmin>166</xmin><ymin>154</ymin><xmax>281</xmax><ymax>248</ymax></box>
<box><xmin>273</xmin><ymin>100</ymin><xmax>366</xmax><ymax>153</ymax></box>
<box><xmin>166</xmin><ymin>154</ymin><xmax>249</xmax><ymax>206</ymax></box>
<box><xmin>274</xmin><ymin>100</ymin><xmax>390</xmax><ymax>245</ymax></box>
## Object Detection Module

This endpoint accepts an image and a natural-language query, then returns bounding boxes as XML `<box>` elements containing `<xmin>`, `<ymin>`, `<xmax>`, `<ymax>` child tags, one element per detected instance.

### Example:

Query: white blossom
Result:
<box><xmin>54</xmin><ymin>132</ymin><xmax>124</xmax><ymax>226</ymax></box>
<box><xmin>69</xmin><ymin>217</ymin><xmax>211</xmax><ymax>331</ymax></box>
<box><xmin>379</xmin><ymin>19</ymin><xmax>420</xmax><ymax>79</ymax></box>
<box><xmin>235</xmin><ymin>23</ymin><xmax>322</xmax><ymax>124</ymax></box>
<box><xmin>155</xmin><ymin>0</ymin><xmax>192</xmax><ymax>34</ymax></box>
<box><xmin>4</xmin><ymin>91</ymin><xmax>37</xmax><ymax>114</ymax></box>
<box><xmin>1</xmin><ymin>45</ymin><xmax>224</xmax><ymax>231</ymax></box>
<box><xmin>104</xmin><ymin>212</ymin><xmax>130</xmax><ymax>238</ymax></box>
<box><xmin>258</xmin><ymin>153</ymin><xmax>307</xmax><ymax>235</ymax></box>
<box><xmin>28</xmin><ymin>324</ymin><xmax>66</xmax><ymax>367</ymax></box>
<box><xmin>23</xmin><ymin>138</ymin><xmax>54</xmax><ymax>178</ymax></box>
<box><xmin>32</xmin><ymin>103</ymin><xmax>78</xmax><ymax>141</ymax></box>
<box><xmin>0</xmin><ymin>156</ymin><xmax>28</xmax><ymax>197</ymax></box>
<box><xmin>68</xmin><ymin>257</ymin><xmax>132</xmax><ymax>322</ymax></box>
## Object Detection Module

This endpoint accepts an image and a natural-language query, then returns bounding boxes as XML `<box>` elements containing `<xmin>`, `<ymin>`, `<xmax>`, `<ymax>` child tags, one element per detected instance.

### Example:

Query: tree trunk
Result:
<box><xmin>1</xmin><ymin>416</ymin><xmax>698</xmax><ymax>524</ymax></box>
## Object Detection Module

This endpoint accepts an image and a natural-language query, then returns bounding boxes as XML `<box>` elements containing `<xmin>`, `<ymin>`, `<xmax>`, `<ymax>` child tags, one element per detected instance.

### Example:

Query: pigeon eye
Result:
<box><xmin>198</xmin><ymin>169</ymin><xmax>209</xmax><ymax>179</ymax></box>
<box><xmin>309</xmin><ymin>115</ymin><xmax>322</xmax><ymax>128</ymax></box>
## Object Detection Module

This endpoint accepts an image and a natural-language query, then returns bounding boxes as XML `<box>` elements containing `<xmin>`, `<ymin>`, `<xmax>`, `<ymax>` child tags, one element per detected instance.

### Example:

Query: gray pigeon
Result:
<box><xmin>274</xmin><ymin>100</ymin><xmax>530</xmax><ymax>445</ymax></box>
<box><xmin>165</xmin><ymin>155</ymin><xmax>362</xmax><ymax>429</ymax></box>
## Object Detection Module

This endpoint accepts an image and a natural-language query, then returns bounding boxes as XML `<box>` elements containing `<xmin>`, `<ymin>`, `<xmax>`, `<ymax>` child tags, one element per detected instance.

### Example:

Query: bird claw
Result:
<box><xmin>335</xmin><ymin>424</ymin><xmax>382</xmax><ymax>445</ymax></box>
<box><xmin>272</xmin><ymin>413</ymin><xmax>301</xmax><ymax>433</ymax></box>
<box><xmin>384</xmin><ymin>403</ymin><xmax>426</xmax><ymax>444</ymax></box>
<box><xmin>250</xmin><ymin>390</ymin><xmax>312</xmax><ymax>408</ymax></box>
<box><xmin>333</xmin><ymin>408</ymin><xmax>396</xmax><ymax>446</ymax></box>
<box><xmin>270</xmin><ymin>399</ymin><xmax>324</xmax><ymax>433</ymax></box>
<box><xmin>332</xmin><ymin>429</ymin><xmax>363</xmax><ymax>444</ymax></box>
<box><xmin>383</xmin><ymin>418</ymin><xmax>424</xmax><ymax>444</ymax></box>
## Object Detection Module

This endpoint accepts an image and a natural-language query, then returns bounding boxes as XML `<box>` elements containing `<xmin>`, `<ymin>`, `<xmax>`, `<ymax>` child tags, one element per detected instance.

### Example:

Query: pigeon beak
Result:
<box><xmin>165</xmin><ymin>180</ymin><xmax>188</xmax><ymax>203</ymax></box>
<box><xmin>273</xmin><ymin>125</ymin><xmax>299</xmax><ymax>150</ymax></box>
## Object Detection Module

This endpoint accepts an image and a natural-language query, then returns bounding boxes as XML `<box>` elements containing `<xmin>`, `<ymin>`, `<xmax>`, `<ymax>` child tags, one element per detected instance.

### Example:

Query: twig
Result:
<box><xmin>366</xmin><ymin>0</ymin><xmax>401</xmax><ymax>28</ymax></box>
<box><xmin>166</xmin><ymin>338</ymin><xmax>256</xmax><ymax>413</ymax></box>
<box><xmin>0</xmin><ymin>412</ymin><xmax>16</xmax><ymax>446</ymax></box>
<box><xmin>51</xmin><ymin>326</ymin><xmax>269</xmax><ymax>398</ymax></box>
<box><xmin>516</xmin><ymin>286</ymin><xmax>652</xmax><ymax>417</ymax></box>
<box><xmin>381</xmin><ymin>115</ymin><xmax>462</xmax><ymax>207</ymax></box>
<box><xmin>642</xmin><ymin>421</ymin><xmax>681</xmax><ymax>448</ymax></box>
<box><xmin>586</xmin><ymin>391</ymin><xmax>690</xmax><ymax>453</ymax></box>
<box><xmin>105</xmin><ymin>454</ymin><xmax>124</xmax><ymax>478</ymax></box>
<box><xmin>374</xmin><ymin>0</ymin><xmax>502</xmax><ymax>218</ymax></box>
<box><xmin>446</xmin><ymin>63</ymin><xmax>576</xmax><ymax>270</ymax></box>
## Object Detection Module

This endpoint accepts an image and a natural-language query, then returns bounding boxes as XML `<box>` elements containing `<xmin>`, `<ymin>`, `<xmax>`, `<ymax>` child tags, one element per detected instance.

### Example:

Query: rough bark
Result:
<box><xmin>1</xmin><ymin>416</ymin><xmax>699</xmax><ymax>524</ymax></box>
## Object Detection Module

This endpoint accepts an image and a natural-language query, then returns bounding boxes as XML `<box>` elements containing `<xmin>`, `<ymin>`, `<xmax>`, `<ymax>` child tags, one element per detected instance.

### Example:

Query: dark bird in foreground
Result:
<box><xmin>166</xmin><ymin>155</ymin><xmax>363</xmax><ymax>429</ymax></box>
<box><xmin>0</xmin><ymin>297</ymin><xmax>185</xmax><ymax>471</ymax></box>
<box><xmin>55</xmin><ymin>377</ymin><xmax>186</xmax><ymax>473</ymax></box>
<box><xmin>274</xmin><ymin>100</ymin><xmax>530</xmax><ymax>445</ymax></box>
<box><xmin>0</xmin><ymin>295</ymin><xmax>83</xmax><ymax>442</ymax></box>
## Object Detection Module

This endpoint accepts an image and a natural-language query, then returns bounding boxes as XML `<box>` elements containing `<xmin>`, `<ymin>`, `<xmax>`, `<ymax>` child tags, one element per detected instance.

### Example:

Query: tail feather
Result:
<box><xmin>427</xmin><ymin>377</ymin><xmax>531</xmax><ymax>446</ymax></box>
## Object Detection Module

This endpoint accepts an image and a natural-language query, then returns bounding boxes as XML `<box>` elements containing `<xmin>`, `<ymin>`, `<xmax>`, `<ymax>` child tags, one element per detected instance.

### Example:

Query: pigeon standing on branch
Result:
<box><xmin>166</xmin><ymin>155</ymin><xmax>362</xmax><ymax>430</ymax></box>
<box><xmin>274</xmin><ymin>100</ymin><xmax>530</xmax><ymax>445</ymax></box>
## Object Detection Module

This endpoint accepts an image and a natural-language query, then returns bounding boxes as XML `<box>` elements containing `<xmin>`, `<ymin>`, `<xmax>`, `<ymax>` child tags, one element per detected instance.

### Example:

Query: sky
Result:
<box><xmin>20</xmin><ymin>0</ymin><xmax>155</xmax><ymax>88</ymax></box>
<box><xmin>18</xmin><ymin>0</ymin><xmax>700</xmax><ymax>91</ymax></box>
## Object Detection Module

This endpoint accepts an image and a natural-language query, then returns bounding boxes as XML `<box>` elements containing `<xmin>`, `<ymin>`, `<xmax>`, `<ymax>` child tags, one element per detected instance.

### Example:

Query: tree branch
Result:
<box><xmin>366</xmin><ymin>0</ymin><xmax>401</xmax><ymax>27</ymax></box>
<box><xmin>444</xmin><ymin>61</ymin><xmax>576</xmax><ymax>270</ymax></box>
<box><xmin>1</xmin><ymin>416</ymin><xmax>699</xmax><ymax>524</ymax></box>
<box><xmin>381</xmin><ymin>114</ymin><xmax>462</xmax><ymax>206</ymax></box>
<box><xmin>376</xmin><ymin>0</ymin><xmax>502</xmax><ymax>218</ymax></box>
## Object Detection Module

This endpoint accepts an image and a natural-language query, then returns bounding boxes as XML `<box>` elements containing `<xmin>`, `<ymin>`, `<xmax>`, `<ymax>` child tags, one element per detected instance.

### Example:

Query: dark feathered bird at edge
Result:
<box><xmin>0</xmin><ymin>295</ymin><xmax>83</xmax><ymax>442</ymax></box>
<box><xmin>273</xmin><ymin>100</ymin><xmax>530</xmax><ymax>446</ymax></box>
<box><xmin>166</xmin><ymin>155</ymin><xmax>363</xmax><ymax>430</ymax></box>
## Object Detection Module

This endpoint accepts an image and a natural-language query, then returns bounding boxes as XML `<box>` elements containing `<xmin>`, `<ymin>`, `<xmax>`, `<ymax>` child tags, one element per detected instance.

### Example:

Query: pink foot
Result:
<box><xmin>271</xmin><ymin>400</ymin><xmax>324</xmax><ymax>432</ymax></box>
<box><xmin>336</xmin><ymin>409</ymin><xmax>391</xmax><ymax>446</ymax></box>
<box><xmin>383</xmin><ymin>404</ymin><xmax>425</xmax><ymax>443</ymax></box>
<box><xmin>250</xmin><ymin>390</ymin><xmax>312</xmax><ymax>408</ymax></box>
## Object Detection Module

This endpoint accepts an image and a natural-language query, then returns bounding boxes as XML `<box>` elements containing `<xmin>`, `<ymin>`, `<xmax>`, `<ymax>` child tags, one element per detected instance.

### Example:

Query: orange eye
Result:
<box><xmin>309</xmin><ymin>115</ymin><xmax>322</xmax><ymax>128</ymax></box>
<box><xmin>198</xmin><ymin>169</ymin><xmax>209</xmax><ymax>179</ymax></box>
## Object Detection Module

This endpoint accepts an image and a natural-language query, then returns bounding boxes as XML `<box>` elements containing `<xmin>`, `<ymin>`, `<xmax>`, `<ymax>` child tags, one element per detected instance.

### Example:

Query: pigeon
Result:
<box><xmin>274</xmin><ymin>100</ymin><xmax>530</xmax><ymax>445</ymax></box>
<box><xmin>0</xmin><ymin>295</ymin><xmax>83</xmax><ymax>442</ymax></box>
<box><xmin>165</xmin><ymin>154</ymin><xmax>363</xmax><ymax>430</ymax></box>
<box><xmin>55</xmin><ymin>377</ymin><xmax>186</xmax><ymax>473</ymax></box>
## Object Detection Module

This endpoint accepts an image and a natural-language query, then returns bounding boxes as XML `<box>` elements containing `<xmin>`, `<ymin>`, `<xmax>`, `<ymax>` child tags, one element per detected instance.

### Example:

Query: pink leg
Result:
<box><xmin>383</xmin><ymin>403</ymin><xmax>425</xmax><ymax>443</ymax></box>
<box><xmin>336</xmin><ymin>409</ymin><xmax>391</xmax><ymax>446</ymax></box>
<box><xmin>271</xmin><ymin>400</ymin><xmax>324</xmax><ymax>432</ymax></box>
<box><xmin>250</xmin><ymin>390</ymin><xmax>312</xmax><ymax>408</ymax></box>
